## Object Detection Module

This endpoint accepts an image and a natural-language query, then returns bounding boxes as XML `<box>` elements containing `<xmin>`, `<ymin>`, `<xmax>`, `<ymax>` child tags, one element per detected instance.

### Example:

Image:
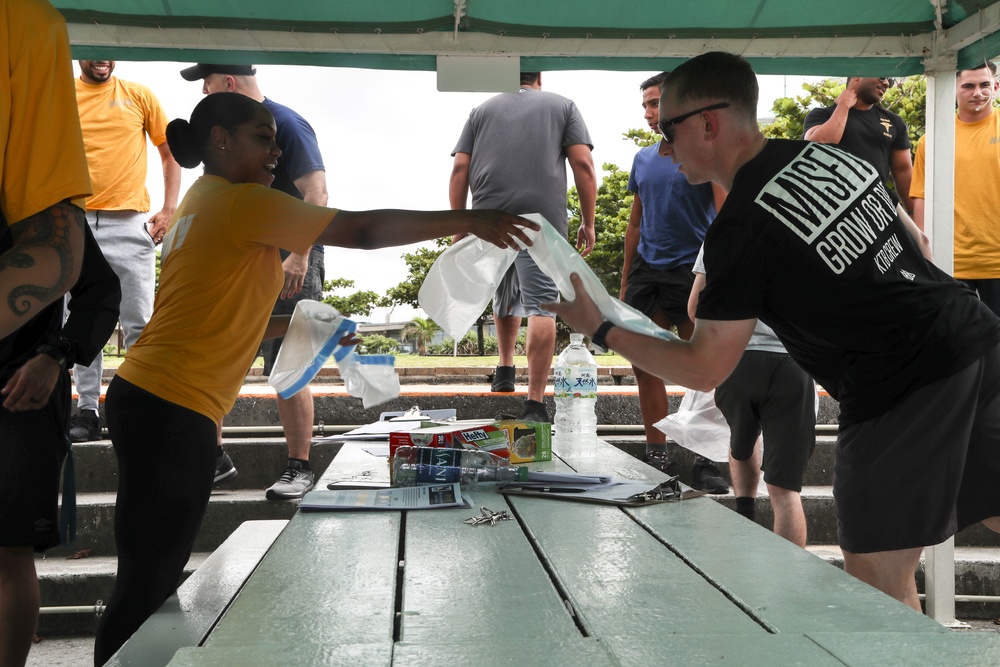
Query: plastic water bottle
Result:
<box><xmin>392</xmin><ymin>446</ymin><xmax>528</xmax><ymax>488</ymax></box>
<box><xmin>553</xmin><ymin>333</ymin><xmax>598</xmax><ymax>440</ymax></box>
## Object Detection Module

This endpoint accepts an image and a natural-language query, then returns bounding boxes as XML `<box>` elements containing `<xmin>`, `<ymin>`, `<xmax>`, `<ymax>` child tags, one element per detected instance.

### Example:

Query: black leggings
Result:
<box><xmin>94</xmin><ymin>377</ymin><xmax>217</xmax><ymax>666</ymax></box>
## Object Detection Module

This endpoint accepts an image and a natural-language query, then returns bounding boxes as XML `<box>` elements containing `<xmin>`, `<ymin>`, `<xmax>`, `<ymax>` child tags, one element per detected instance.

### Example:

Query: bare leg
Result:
<box><xmin>525</xmin><ymin>315</ymin><xmax>556</xmax><ymax>403</ymax></box>
<box><xmin>766</xmin><ymin>484</ymin><xmax>807</xmax><ymax>547</ymax></box>
<box><xmin>842</xmin><ymin>547</ymin><xmax>923</xmax><ymax>610</ymax></box>
<box><xmin>982</xmin><ymin>516</ymin><xmax>1000</xmax><ymax>533</ymax></box>
<box><xmin>494</xmin><ymin>313</ymin><xmax>522</xmax><ymax>369</ymax></box>
<box><xmin>0</xmin><ymin>546</ymin><xmax>39</xmax><ymax>667</ymax></box>
<box><xmin>729</xmin><ymin>437</ymin><xmax>762</xmax><ymax>498</ymax></box>
<box><xmin>634</xmin><ymin>310</ymin><xmax>677</xmax><ymax>444</ymax></box>
<box><xmin>276</xmin><ymin>388</ymin><xmax>313</xmax><ymax>461</ymax></box>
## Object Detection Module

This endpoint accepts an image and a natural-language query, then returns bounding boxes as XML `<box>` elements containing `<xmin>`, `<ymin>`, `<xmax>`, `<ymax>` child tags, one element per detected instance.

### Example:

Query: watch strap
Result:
<box><xmin>590</xmin><ymin>321</ymin><xmax>616</xmax><ymax>351</ymax></box>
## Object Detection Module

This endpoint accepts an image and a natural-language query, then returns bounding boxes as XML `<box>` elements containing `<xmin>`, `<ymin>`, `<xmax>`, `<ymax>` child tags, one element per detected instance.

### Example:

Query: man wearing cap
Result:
<box><xmin>68</xmin><ymin>60</ymin><xmax>181</xmax><ymax>443</ymax></box>
<box><xmin>180</xmin><ymin>63</ymin><xmax>329</xmax><ymax>500</ymax></box>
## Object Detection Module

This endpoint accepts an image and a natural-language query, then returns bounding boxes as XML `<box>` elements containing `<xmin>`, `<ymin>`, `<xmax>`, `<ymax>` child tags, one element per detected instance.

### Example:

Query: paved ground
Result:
<box><xmin>27</xmin><ymin>619</ymin><xmax>1000</xmax><ymax>666</ymax></box>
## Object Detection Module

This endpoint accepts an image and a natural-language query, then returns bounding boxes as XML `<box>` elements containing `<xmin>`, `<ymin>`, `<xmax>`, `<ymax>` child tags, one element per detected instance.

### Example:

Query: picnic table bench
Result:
<box><xmin>162</xmin><ymin>439</ymin><xmax>1000</xmax><ymax>666</ymax></box>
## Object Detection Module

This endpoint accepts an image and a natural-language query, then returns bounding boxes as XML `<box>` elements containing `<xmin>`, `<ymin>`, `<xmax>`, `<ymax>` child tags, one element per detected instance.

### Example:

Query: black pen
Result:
<box><xmin>532</xmin><ymin>486</ymin><xmax>587</xmax><ymax>493</ymax></box>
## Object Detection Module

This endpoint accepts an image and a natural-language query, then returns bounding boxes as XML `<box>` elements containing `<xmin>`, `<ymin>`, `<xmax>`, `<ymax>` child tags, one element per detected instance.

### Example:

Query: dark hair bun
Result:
<box><xmin>166</xmin><ymin>118</ymin><xmax>203</xmax><ymax>169</ymax></box>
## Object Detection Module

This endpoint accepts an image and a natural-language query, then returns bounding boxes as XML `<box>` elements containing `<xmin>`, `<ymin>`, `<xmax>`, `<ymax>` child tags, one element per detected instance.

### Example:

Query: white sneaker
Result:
<box><xmin>265</xmin><ymin>460</ymin><xmax>315</xmax><ymax>500</ymax></box>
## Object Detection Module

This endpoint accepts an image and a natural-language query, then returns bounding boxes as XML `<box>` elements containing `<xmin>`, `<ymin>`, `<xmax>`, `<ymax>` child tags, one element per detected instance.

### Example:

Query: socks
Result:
<box><xmin>735</xmin><ymin>496</ymin><xmax>756</xmax><ymax>521</ymax></box>
<box><xmin>290</xmin><ymin>457</ymin><xmax>311</xmax><ymax>471</ymax></box>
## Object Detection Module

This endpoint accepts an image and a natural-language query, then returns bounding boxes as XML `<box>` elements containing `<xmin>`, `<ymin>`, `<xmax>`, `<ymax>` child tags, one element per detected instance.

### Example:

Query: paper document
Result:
<box><xmin>300</xmin><ymin>482</ymin><xmax>470</xmax><ymax>511</ymax></box>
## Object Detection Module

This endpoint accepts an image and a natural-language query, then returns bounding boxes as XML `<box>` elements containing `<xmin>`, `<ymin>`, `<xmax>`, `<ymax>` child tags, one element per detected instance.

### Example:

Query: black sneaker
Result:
<box><xmin>214</xmin><ymin>449</ymin><xmax>238</xmax><ymax>486</ymax></box>
<box><xmin>691</xmin><ymin>456</ymin><xmax>729</xmax><ymax>494</ymax></box>
<box><xmin>522</xmin><ymin>399</ymin><xmax>551</xmax><ymax>423</ymax></box>
<box><xmin>645</xmin><ymin>447</ymin><xmax>678</xmax><ymax>476</ymax></box>
<box><xmin>491</xmin><ymin>366</ymin><xmax>516</xmax><ymax>392</ymax></box>
<box><xmin>69</xmin><ymin>411</ymin><xmax>101</xmax><ymax>442</ymax></box>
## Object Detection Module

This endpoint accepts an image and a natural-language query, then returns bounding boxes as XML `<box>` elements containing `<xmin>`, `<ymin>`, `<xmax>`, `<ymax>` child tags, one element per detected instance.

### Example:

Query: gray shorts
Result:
<box><xmin>493</xmin><ymin>249</ymin><xmax>558</xmax><ymax>319</ymax></box>
<box><xmin>835</xmin><ymin>341</ymin><xmax>1000</xmax><ymax>554</ymax></box>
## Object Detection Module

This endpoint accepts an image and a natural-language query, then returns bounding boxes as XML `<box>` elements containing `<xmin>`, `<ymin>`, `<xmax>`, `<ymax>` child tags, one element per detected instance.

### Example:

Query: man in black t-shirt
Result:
<box><xmin>545</xmin><ymin>51</ymin><xmax>1000</xmax><ymax>613</ymax></box>
<box><xmin>803</xmin><ymin>77</ymin><xmax>914</xmax><ymax>213</ymax></box>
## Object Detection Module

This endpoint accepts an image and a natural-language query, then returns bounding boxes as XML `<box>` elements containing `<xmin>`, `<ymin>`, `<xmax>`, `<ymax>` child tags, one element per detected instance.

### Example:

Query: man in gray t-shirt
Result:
<box><xmin>450</xmin><ymin>72</ymin><xmax>596</xmax><ymax>422</ymax></box>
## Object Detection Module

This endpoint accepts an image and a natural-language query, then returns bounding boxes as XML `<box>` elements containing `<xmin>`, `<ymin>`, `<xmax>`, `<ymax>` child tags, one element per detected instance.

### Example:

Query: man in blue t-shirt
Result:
<box><xmin>621</xmin><ymin>72</ymin><xmax>726</xmax><ymax>493</ymax></box>
<box><xmin>181</xmin><ymin>63</ymin><xmax>328</xmax><ymax>500</ymax></box>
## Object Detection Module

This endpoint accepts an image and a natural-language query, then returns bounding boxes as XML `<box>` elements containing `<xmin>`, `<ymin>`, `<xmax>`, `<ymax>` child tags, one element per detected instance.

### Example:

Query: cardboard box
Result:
<box><xmin>388</xmin><ymin>420</ymin><xmax>552</xmax><ymax>464</ymax></box>
<box><xmin>389</xmin><ymin>422</ymin><xmax>511</xmax><ymax>460</ymax></box>
<box><xmin>495</xmin><ymin>420</ymin><xmax>552</xmax><ymax>464</ymax></box>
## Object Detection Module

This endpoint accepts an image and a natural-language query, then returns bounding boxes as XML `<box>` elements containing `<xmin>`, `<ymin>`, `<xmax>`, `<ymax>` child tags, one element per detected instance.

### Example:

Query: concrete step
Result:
<box><xmin>71</xmin><ymin>438</ymin><xmax>342</xmax><ymax>494</ymax></box>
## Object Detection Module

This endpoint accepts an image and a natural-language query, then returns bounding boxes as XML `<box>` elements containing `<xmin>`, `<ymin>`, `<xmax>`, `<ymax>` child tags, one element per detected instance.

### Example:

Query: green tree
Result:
<box><xmin>403</xmin><ymin>316</ymin><xmax>441</xmax><ymax>355</ymax></box>
<box><xmin>762</xmin><ymin>76</ymin><xmax>927</xmax><ymax>152</ymax></box>
<box><xmin>567</xmin><ymin>161</ymin><xmax>633</xmax><ymax>295</ymax></box>
<box><xmin>359</xmin><ymin>334</ymin><xmax>399</xmax><ymax>355</ymax></box>
<box><xmin>321</xmin><ymin>277</ymin><xmax>384</xmax><ymax>318</ymax></box>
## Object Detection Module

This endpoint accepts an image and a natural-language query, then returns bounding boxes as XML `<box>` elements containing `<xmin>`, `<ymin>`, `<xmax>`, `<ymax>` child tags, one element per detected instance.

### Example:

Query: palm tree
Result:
<box><xmin>403</xmin><ymin>316</ymin><xmax>441</xmax><ymax>355</ymax></box>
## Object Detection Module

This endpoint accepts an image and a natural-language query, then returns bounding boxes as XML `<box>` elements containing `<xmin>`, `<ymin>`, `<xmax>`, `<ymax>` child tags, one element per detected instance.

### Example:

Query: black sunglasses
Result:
<box><xmin>657</xmin><ymin>102</ymin><xmax>730</xmax><ymax>143</ymax></box>
<box><xmin>879</xmin><ymin>77</ymin><xmax>896</xmax><ymax>87</ymax></box>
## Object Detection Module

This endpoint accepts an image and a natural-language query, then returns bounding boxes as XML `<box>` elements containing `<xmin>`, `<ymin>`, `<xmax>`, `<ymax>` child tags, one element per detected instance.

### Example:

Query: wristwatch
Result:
<box><xmin>36</xmin><ymin>335</ymin><xmax>74</xmax><ymax>371</ymax></box>
<box><xmin>35</xmin><ymin>343</ymin><xmax>68</xmax><ymax>370</ymax></box>
<box><xmin>590</xmin><ymin>321</ymin><xmax>616</xmax><ymax>352</ymax></box>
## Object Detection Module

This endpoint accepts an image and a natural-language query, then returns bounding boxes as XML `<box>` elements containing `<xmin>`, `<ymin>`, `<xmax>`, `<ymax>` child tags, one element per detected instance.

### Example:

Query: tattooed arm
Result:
<box><xmin>0</xmin><ymin>200</ymin><xmax>86</xmax><ymax>340</ymax></box>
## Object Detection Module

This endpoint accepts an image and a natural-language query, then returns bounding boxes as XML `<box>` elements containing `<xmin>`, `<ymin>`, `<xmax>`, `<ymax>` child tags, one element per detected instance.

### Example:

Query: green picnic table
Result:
<box><xmin>164</xmin><ymin>439</ymin><xmax>1000</xmax><ymax>666</ymax></box>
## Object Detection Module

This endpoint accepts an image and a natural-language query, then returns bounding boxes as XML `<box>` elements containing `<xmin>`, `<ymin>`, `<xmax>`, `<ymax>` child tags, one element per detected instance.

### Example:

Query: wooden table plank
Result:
<box><xmin>561</xmin><ymin>442</ymin><xmax>947</xmax><ymax>635</ymax></box>
<box><xmin>399</xmin><ymin>491</ymin><xmax>581</xmax><ymax>643</ymax></box>
<box><xmin>392</xmin><ymin>638</ymin><xmax>620</xmax><ymax>666</ymax></box>
<box><xmin>606</xmin><ymin>633</ymin><xmax>848</xmax><ymax>666</ymax></box>
<box><xmin>167</xmin><ymin>643</ymin><xmax>391</xmax><ymax>666</ymax></box>
<box><xmin>808</xmin><ymin>631</ymin><xmax>1000</xmax><ymax>666</ymax></box>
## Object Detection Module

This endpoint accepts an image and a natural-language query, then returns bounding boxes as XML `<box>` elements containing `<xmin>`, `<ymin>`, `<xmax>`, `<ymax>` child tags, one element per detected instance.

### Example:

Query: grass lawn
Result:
<box><xmin>100</xmin><ymin>351</ymin><xmax>633</xmax><ymax>369</ymax></box>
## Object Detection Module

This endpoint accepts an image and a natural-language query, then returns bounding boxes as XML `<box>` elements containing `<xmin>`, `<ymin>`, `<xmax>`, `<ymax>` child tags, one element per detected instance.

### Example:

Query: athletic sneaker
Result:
<box><xmin>522</xmin><ymin>399</ymin><xmax>551</xmax><ymax>423</ymax></box>
<box><xmin>691</xmin><ymin>456</ymin><xmax>729</xmax><ymax>494</ymax></box>
<box><xmin>645</xmin><ymin>447</ymin><xmax>678</xmax><ymax>477</ymax></box>
<box><xmin>491</xmin><ymin>366</ymin><xmax>516</xmax><ymax>392</ymax></box>
<box><xmin>266</xmin><ymin>460</ymin><xmax>315</xmax><ymax>500</ymax></box>
<box><xmin>214</xmin><ymin>449</ymin><xmax>238</xmax><ymax>486</ymax></box>
<box><xmin>69</xmin><ymin>411</ymin><xmax>101</xmax><ymax>442</ymax></box>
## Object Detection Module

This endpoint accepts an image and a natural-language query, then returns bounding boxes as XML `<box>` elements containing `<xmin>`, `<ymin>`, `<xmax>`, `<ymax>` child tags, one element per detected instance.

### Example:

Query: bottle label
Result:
<box><xmin>413</xmin><ymin>464</ymin><xmax>462</xmax><ymax>484</ymax></box>
<box><xmin>554</xmin><ymin>365</ymin><xmax>598</xmax><ymax>399</ymax></box>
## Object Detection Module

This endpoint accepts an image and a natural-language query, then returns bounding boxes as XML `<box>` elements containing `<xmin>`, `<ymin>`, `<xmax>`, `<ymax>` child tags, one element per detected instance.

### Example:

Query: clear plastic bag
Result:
<box><xmin>269</xmin><ymin>300</ymin><xmax>356</xmax><ymax>399</ymax></box>
<box><xmin>268</xmin><ymin>300</ymin><xmax>401</xmax><ymax>407</ymax></box>
<box><xmin>654</xmin><ymin>389</ymin><xmax>732</xmax><ymax>463</ymax></box>
<box><xmin>340</xmin><ymin>353</ymin><xmax>400</xmax><ymax>409</ymax></box>
<box><xmin>418</xmin><ymin>214</ymin><xmax>677</xmax><ymax>343</ymax></box>
<box><xmin>417</xmin><ymin>234</ymin><xmax>518</xmax><ymax>340</ymax></box>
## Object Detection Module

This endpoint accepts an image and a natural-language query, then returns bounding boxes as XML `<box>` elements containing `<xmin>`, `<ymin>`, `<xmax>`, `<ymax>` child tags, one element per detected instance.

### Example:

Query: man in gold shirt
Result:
<box><xmin>911</xmin><ymin>61</ymin><xmax>1000</xmax><ymax>316</ymax></box>
<box><xmin>68</xmin><ymin>60</ymin><xmax>181</xmax><ymax>442</ymax></box>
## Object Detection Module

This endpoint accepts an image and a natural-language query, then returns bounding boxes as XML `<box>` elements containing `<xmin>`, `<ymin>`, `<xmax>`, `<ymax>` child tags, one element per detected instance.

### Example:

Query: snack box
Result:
<box><xmin>495</xmin><ymin>420</ymin><xmax>552</xmax><ymax>464</ymax></box>
<box><xmin>389</xmin><ymin>421</ymin><xmax>511</xmax><ymax>460</ymax></box>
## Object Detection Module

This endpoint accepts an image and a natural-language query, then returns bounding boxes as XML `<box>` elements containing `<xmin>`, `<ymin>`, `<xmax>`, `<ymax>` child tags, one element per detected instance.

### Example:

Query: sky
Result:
<box><xmin>96</xmin><ymin>61</ymin><xmax>821</xmax><ymax>324</ymax></box>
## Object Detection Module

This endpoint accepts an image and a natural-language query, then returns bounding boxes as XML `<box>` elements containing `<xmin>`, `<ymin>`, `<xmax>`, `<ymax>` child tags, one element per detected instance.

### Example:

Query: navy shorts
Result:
<box><xmin>835</xmin><ymin>341</ymin><xmax>1000</xmax><ymax>554</ymax></box>
<box><xmin>0</xmin><ymin>372</ymin><xmax>71</xmax><ymax>551</ymax></box>
<box><xmin>714</xmin><ymin>351</ymin><xmax>816</xmax><ymax>492</ymax></box>
<box><xmin>623</xmin><ymin>255</ymin><xmax>694</xmax><ymax>328</ymax></box>
<box><xmin>261</xmin><ymin>246</ymin><xmax>326</xmax><ymax>376</ymax></box>
<box><xmin>493</xmin><ymin>249</ymin><xmax>558</xmax><ymax>319</ymax></box>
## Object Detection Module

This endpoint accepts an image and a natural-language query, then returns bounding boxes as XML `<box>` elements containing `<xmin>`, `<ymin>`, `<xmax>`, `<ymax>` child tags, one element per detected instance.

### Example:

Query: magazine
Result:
<box><xmin>299</xmin><ymin>482</ymin><xmax>470</xmax><ymax>511</ymax></box>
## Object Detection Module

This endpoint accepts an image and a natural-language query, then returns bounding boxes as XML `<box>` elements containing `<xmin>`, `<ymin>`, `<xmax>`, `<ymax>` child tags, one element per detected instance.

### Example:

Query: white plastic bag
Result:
<box><xmin>417</xmin><ymin>234</ymin><xmax>518</xmax><ymax>340</ymax></box>
<box><xmin>418</xmin><ymin>214</ymin><xmax>677</xmax><ymax>343</ymax></box>
<box><xmin>654</xmin><ymin>389</ymin><xmax>732</xmax><ymax>463</ymax></box>
<box><xmin>269</xmin><ymin>300</ymin><xmax>356</xmax><ymax>399</ymax></box>
<box><xmin>339</xmin><ymin>353</ymin><xmax>401</xmax><ymax>409</ymax></box>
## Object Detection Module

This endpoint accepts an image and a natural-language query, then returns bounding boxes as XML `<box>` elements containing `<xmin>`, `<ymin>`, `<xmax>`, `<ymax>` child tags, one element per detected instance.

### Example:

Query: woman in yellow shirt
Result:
<box><xmin>94</xmin><ymin>92</ymin><xmax>536</xmax><ymax>664</ymax></box>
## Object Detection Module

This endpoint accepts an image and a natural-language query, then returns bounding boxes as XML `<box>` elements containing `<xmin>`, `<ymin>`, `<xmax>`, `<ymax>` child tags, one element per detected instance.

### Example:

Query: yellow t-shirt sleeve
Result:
<box><xmin>1</xmin><ymin>0</ymin><xmax>91</xmax><ymax>225</ymax></box>
<box><xmin>137</xmin><ymin>82</ymin><xmax>170</xmax><ymax>147</ymax></box>
<box><xmin>229</xmin><ymin>185</ymin><xmax>336</xmax><ymax>255</ymax></box>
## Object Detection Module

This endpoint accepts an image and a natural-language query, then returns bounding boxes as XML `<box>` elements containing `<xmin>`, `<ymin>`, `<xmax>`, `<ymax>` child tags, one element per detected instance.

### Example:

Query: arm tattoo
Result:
<box><xmin>1</xmin><ymin>201</ymin><xmax>85</xmax><ymax>316</ymax></box>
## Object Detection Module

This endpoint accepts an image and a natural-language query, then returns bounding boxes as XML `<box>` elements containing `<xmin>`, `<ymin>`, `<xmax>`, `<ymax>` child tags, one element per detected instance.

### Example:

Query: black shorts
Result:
<box><xmin>261</xmin><ymin>247</ymin><xmax>326</xmax><ymax>376</ymax></box>
<box><xmin>835</xmin><ymin>341</ymin><xmax>1000</xmax><ymax>554</ymax></box>
<box><xmin>714</xmin><ymin>351</ymin><xmax>816</xmax><ymax>492</ymax></box>
<box><xmin>623</xmin><ymin>255</ymin><xmax>694</xmax><ymax>328</ymax></box>
<box><xmin>0</xmin><ymin>373</ymin><xmax>71</xmax><ymax>551</ymax></box>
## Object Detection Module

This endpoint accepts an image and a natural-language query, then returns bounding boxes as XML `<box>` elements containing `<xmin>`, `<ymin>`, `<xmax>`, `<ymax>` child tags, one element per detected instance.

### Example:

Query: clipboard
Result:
<box><xmin>499</xmin><ymin>478</ymin><xmax>706</xmax><ymax>506</ymax></box>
